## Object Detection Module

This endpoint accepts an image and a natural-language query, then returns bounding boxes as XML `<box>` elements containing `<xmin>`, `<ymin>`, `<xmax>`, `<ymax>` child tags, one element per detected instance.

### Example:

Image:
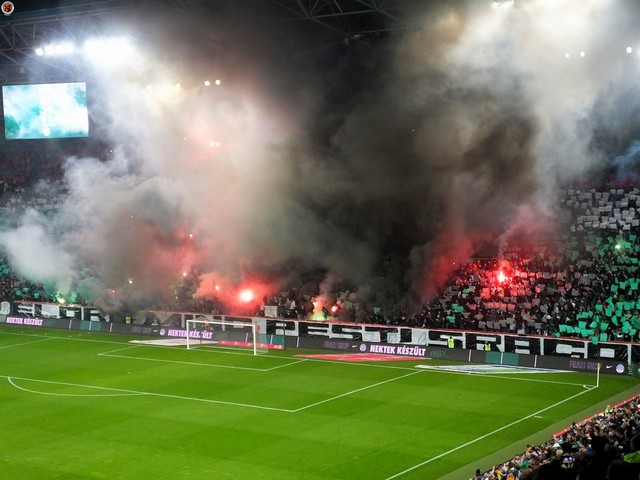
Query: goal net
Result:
<box><xmin>185</xmin><ymin>318</ymin><xmax>269</xmax><ymax>355</ymax></box>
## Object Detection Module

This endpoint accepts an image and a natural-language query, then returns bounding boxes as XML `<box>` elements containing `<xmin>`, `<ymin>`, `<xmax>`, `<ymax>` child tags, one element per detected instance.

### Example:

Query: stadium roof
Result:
<box><xmin>0</xmin><ymin>0</ymin><xmax>416</xmax><ymax>82</ymax></box>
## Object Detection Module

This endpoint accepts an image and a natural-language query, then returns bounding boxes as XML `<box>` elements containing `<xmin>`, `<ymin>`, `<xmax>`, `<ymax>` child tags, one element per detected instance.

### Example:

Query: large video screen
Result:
<box><xmin>2</xmin><ymin>82</ymin><xmax>89</xmax><ymax>140</ymax></box>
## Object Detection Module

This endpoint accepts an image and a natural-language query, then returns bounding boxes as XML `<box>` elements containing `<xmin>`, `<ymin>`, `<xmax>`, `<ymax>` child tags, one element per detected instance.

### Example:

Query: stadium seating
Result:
<box><xmin>1</xmin><ymin>147</ymin><xmax>640</xmax><ymax>344</ymax></box>
<box><xmin>472</xmin><ymin>395</ymin><xmax>640</xmax><ymax>479</ymax></box>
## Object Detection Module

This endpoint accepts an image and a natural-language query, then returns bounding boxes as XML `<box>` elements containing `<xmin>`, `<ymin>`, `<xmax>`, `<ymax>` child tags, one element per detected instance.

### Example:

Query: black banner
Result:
<box><xmin>2</xmin><ymin>308</ymin><xmax>638</xmax><ymax>377</ymax></box>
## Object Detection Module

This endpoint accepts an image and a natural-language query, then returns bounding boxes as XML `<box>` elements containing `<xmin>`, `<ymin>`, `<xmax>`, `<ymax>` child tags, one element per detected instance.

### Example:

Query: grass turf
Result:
<box><xmin>0</xmin><ymin>325</ymin><xmax>638</xmax><ymax>480</ymax></box>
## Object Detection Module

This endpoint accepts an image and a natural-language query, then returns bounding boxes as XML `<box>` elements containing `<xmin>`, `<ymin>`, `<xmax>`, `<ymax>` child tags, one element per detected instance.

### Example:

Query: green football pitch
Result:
<box><xmin>1</xmin><ymin>326</ymin><xmax>638</xmax><ymax>480</ymax></box>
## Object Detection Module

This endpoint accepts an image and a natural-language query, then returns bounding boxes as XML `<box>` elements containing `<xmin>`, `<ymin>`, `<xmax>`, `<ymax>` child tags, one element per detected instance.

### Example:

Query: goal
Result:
<box><xmin>185</xmin><ymin>318</ymin><xmax>266</xmax><ymax>355</ymax></box>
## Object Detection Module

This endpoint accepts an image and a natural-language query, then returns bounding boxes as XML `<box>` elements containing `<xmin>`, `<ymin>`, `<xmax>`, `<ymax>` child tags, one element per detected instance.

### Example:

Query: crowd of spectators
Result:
<box><xmin>472</xmin><ymin>396</ymin><xmax>640</xmax><ymax>479</ymax></box>
<box><xmin>257</xmin><ymin>187</ymin><xmax>640</xmax><ymax>346</ymax></box>
<box><xmin>413</xmin><ymin>187</ymin><xmax>640</xmax><ymax>344</ymax></box>
<box><xmin>0</xmin><ymin>151</ymin><xmax>66</xmax><ymax>223</ymax></box>
<box><xmin>1</xmin><ymin>149</ymin><xmax>640</xmax><ymax>347</ymax></box>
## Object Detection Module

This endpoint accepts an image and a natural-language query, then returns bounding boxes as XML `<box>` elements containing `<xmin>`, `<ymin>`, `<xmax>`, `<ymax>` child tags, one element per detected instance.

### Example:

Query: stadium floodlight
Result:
<box><xmin>627</xmin><ymin>47</ymin><xmax>633</xmax><ymax>54</ymax></box>
<box><xmin>82</xmin><ymin>37</ymin><xmax>134</xmax><ymax>63</ymax></box>
<box><xmin>185</xmin><ymin>318</ymin><xmax>266</xmax><ymax>355</ymax></box>
<box><xmin>36</xmin><ymin>41</ymin><xmax>75</xmax><ymax>57</ymax></box>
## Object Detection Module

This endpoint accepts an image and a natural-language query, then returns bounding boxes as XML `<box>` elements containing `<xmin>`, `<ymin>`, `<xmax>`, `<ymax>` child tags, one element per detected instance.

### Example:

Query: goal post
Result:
<box><xmin>185</xmin><ymin>318</ymin><xmax>267</xmax><ymax>355</ymax></box>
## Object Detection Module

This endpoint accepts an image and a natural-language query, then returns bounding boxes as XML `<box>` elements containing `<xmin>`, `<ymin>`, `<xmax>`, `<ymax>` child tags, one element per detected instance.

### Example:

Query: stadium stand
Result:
<box><xmin>472</xmin><ymin>395</ymin><xmax>640</xmax><ymax>479</ymax></box>
<box><xmin>2</xmin><ymin>151</ymin><xmax>640</xmax><ymax>341</ymax></box>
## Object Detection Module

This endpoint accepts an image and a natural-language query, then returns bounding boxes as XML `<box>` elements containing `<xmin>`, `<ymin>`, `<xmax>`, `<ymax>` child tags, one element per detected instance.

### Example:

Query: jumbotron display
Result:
<box><xmin>2</xmin><ymin>82</ymin><xmax>89</xmax><ymax>139</ymax></box>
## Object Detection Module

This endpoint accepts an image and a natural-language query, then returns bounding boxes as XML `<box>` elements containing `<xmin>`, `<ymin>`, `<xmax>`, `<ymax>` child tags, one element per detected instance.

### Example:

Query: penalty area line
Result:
<box><xmin>0</xmin><ymin>337</ymin><xmax>56</xmax><ymax>350</ymax></box>
<box><xmin>0</xmin><ymin>374</ymin><xmax>294</xmax><ymax>412</ymax></box>
<box><xmin>98</xmin><ymin>345</ymin><xmax>304</xmax><ymax>372</ymax></box>
<box><xmin>7</xmin><ymin>376</ymin><xmax>147</xmax><ymax>397</ymax></box>
<box><xmin>292</xmin><ymin>370</ymin><xmax>423</xmax><ymax>413</ymax></box>
<box><xmin>382</xmin><ymin>385</ymin><xmax>597</xmax><ymax>480</ymax></box>
<box><xmin>98</xmin><ymin>351</ymin><xmax>281</xmax><ymax>372</ymax></box>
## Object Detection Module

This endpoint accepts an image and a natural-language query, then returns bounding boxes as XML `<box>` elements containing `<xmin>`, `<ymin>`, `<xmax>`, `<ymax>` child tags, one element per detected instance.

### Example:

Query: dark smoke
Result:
<box><xmin>2</xmin><ymin>0</ymin><xmax>640</xmax><ymax>312</ymax></box>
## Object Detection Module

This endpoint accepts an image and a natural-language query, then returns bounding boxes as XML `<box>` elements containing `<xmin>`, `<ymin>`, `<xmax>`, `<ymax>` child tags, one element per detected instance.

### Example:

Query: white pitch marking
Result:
<box><xmin>7</xmin><ymin>377</ymin><xmax>146</xmax><ymax>397</ymax></box>
<box><xmin>382</xmin><ymin>385</ymin><xmax>597</xmax><ymax>479</ymax></box>
<box><xmin>2</xmin><ymin>369</ymin><xmax>426</xmax><ymax>414</ymax></box>
<box><xmin>0</xmin><ymin>332</ymin><xmax>601</xmax><ymax>388</ymax></box>
<box><xmin>292</xmin><ymin>370</ymin><xmax>423</xmax><ymax>413</ymax></box>
<box><xmin>98</xmin><ymin>345</ymin><xmax>306</xmax><ymax>372</ymax></box>
<box><xmin>262</xmin><ymin>358</ymin><xmax>309</xmax><ymax>371</ymax></box>
<box><xmin>98</xmin><ymin>345</ymin><xmax>140</xmax><ymax>355</ymax></box>
<box><xmin>99</xmin><ymin>351</ymin><xmax>286</xmax><ymax>371</ymax></box>
<box><xmin>1</xmin><ymin>375</ymin><xmax>293</xmax><ymax>412</ymax></box>
<box><xmin>0</xmin><ymin>337</ymin><xmax>55</xmax><ymax>350</ymax></box>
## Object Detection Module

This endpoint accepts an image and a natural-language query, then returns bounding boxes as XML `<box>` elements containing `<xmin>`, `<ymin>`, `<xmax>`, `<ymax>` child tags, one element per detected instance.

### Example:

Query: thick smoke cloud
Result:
<box><xmin>2</xmin><ymin>0</ymin><xmax>640</xmax><ymax>312</ymax></box>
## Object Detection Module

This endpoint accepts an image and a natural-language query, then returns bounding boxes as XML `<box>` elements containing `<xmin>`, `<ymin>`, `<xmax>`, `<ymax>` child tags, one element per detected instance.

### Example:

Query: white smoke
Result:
<box><xmin>1</xmin><ymin>0</ymin><xmax>639</xmax><ymax>311</ymax></box>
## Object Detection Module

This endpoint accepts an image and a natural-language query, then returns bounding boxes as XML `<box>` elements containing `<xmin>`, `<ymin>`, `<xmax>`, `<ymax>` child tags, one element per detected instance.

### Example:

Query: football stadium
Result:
<box><xmin>0</xmin><ymin>1</ymin><xmax>639</xmax><ymax>479</ymax></box>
